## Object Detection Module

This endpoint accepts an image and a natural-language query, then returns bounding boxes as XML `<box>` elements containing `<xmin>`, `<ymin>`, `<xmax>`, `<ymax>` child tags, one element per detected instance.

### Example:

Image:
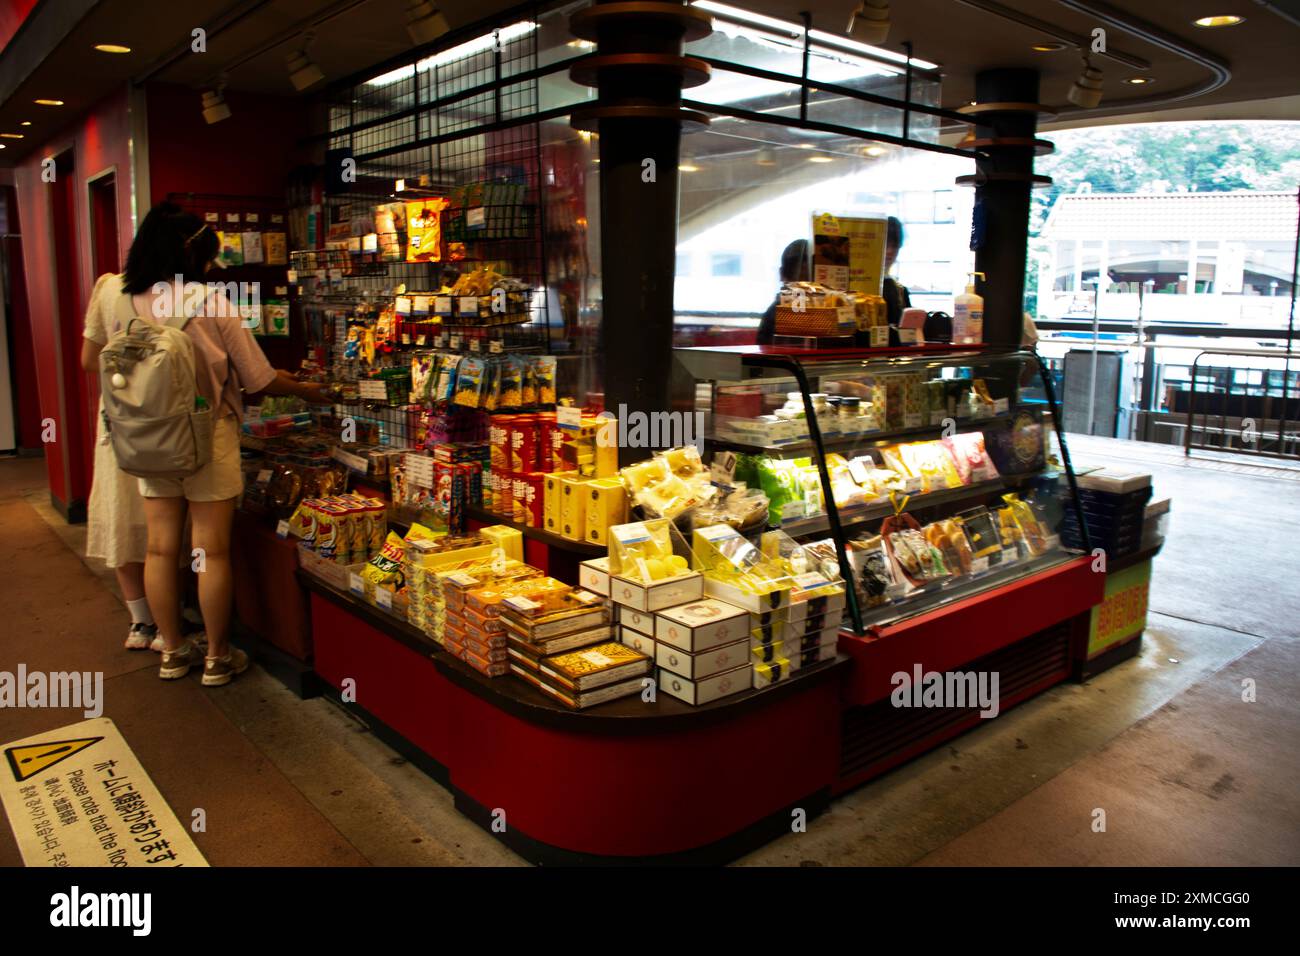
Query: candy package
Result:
<box><xmin>361</xmin><ymin>531</ymin><xmax>407</xmax><ymax>590</ymax></box>
<box><xmin>943</xmin><ymin>431</ymin><xmax>1000</xmax><ymax>484</ymax></box>
<box><xmin>608</xmin><ymin>518</ymin><xmax>689</xmax><ymax>582</ymax></box>
<box><xmin>848</xmin><ymin>534</ymin><xmax>895</xmax><ymax>608</ymax></box>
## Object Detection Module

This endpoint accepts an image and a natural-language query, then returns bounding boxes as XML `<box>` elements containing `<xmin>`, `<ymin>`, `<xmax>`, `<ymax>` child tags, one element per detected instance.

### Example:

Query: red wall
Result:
<box><xmin>12</xmin><ymin>84</ymin><xmax>135</xmax><ymax>514</ymax></box>
<box><xmin>146</xmin><ymin>83</ymin><xmax>308</xmax><ymax>204</ymax></box>
<box><xmin>2</xmin><ymin>185</ymin><xmax>41</xmax><ymax>449</ymax></box>
<box><xmin>0</xmin><ymin>0</ymin><xmax>41</xmax><ymax>53</ymax></box>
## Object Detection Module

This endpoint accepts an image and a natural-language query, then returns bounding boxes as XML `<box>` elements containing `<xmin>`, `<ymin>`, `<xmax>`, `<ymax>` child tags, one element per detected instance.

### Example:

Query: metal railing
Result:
<box><xmin>1184</xmin><ymin>348</ymin><xmax>1300</xmax><ymax>460</ymax></box>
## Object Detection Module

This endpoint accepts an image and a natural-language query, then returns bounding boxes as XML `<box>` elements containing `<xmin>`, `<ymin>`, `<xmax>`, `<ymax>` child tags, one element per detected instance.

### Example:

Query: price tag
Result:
<box><xmin>1043</xmin><ymin>534</ymin><xmax>1060</xmax><ymax>552</ymax></box>
<box><xmin>412</xmin><ymin>295</ymin><xmax>430</xmax><ymax>314</ymax></box>
<box><xmin>466</xmin><ymin>207</ymin><xmax>487</xmax><ymax>229</ymax></box>
<box><xmin>328</xmin><ymin>268</ymin><xmax>343</xmax><ymax>282</ymax></box>
<box><xmin>469</xmin><ymin>338</ymin><xmax>481</xmax><ymax>353</ymax></box>
<box><xmin>898</xmin><ymin>327</ymin><xmax>922</xmax><ymax>345</ymax></box>
<box><xmin>870</xmin><ymin>326</ymin><xmax>890</xmax><ymax>347</ymax></box>
<box><xmin>449</xmin><ymin>335</ymin><xmax>462</xmax><ymax>350</ymax></box>
<box><xmin>275</xmin><ymin>519</ymin><xmax>290</xmax><ymax>539</ymax></box>
<box><xmin>556</xmin><ymin>406</ymin><xmax>582</xmax><ymax>429</ymax></box>
<box><xmin>434</xmin><ymin>296</ymin><xmax>452</xmax><ymax>315</ymax></box>
<box><xmin>847</xmin><ymin>458</ymin><xmax>871</xmax><ymax>485</ymax></box>
<box><xmin>457</xmin><ymin>297</ymin><xmax>478</xmax><ymax>316</ymax></box>
<box><xmin>287</xmin><ymin>269</ymin><xmax>298</xmax><ymax>284</ymax></box>
<box><xmin>970</xmin><ymin>556</ymin><xmax>989</xmax><ymax>575</ymax></box>
<box><xmin>395</xmin><ymin>296</ymin><xmax>412</xmax><ymax>315</ymax></box>
<box><xmin>375</xmin><ymin>588</ymin><xmax>393</xmax><ymax>610</ymax></box>
<box><xmin>489</xmin><ymin>340</ymin><xmax>503</xmax><ymax>354</ymax></box>
<box><xmin>358</xmin><ymin>379</ymin><xmax>388</xmax><ymax>401</ymax></box>
<box><xmin>433</xmin><ymin>334</ymin><xmax>446</xmax><ymax>349</ymax></box>
<box><xmin>256</xmin><ymin>469</ymin><xmax>272</xmax><ymax>484</ymax></box>
<box><xmin>710</xmin><ymin>450</ymin><xmax>737</xmax><ymax>484</ymax></box>
<box><xmin>904</xmin><ymin>412</ymin><xmax>924</xmax><ymax>429</ymax></box>
<box><xmin>275</xmin><ymin>286</ymin><xmax>288</xmax><ymax>296</ymax></box>
<box><xmin>994</xmin><ymin>397</ymin><xmax>1010</xmax><ymax>415</ymax></box>
<box><xmin>349</xmin><ymin>572</ymin><xmax>365</xmax><ymax>595</ymax></box>
<box><xmin>1002</xmin><ymin>547</ymin><xmax>1019</xmax><ymax>565</ymax></box>
<box><xmin>903</xmin><ymin>476</ymin><xmax>924</xmax><ymax>494</ymax></box>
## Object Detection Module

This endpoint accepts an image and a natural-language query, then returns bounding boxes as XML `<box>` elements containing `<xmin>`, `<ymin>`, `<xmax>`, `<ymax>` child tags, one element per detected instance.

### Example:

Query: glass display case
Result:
<box><xmin>672</xmin><ymin>346</ymin><xmax>1091</xmax><ymax>635</ymax></box>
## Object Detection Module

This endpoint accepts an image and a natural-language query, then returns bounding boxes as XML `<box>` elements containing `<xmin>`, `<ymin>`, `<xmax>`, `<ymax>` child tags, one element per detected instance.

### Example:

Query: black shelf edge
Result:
<box><xmin>297</xmin><ymin>568</ymin><xmax>847</xmax><ymax>734</ymax></box>
<box><xmin>704</xmin><ymin>412</ymin><xmax>1016</xmax><ymax>457</ymax></box>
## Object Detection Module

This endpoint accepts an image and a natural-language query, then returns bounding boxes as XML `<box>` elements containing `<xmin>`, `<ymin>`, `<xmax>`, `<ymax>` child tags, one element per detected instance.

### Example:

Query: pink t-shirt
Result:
<box><xmin>85</xmin><ymin>273</ymin><xmax>276</xmax><ymax>419</ymax></box>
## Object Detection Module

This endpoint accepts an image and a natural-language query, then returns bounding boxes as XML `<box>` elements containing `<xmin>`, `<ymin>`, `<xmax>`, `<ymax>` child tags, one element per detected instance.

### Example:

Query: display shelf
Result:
<box><xmin>298</xmin><ymin>568</ymin><xmax>846</xmax><ymax>732</ymax></box>
<box><xmin>704</xmin><ymin>412</ymin><xmax>1015</xmax><ymax>457</ymax></box>
<box><xmin>774</xmin><ymin>476</ymin><xmax>1017</xmax><ymax>539</ymax></box>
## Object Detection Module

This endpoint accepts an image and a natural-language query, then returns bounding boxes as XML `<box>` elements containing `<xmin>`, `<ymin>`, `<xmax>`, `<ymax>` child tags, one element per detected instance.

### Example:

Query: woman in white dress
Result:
<box><xmin>81</xmin><ymin>272</ymin><xmax>160</xmax><ymax>650</ymax></box>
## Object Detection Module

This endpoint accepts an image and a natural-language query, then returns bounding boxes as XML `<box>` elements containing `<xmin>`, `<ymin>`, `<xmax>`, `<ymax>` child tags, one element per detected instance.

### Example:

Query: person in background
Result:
<box><xmin>84</xmin><ymin>202</ymin><xmax>332</xmax><ymax>687</ymax></box>
<box><xmin>882</xmin><ymin>215</ymin><xmax>911</xmax><ymax>341</ymax></box>
<box><xmin>756</xmin><ymin>238</ymin><xmax>812</xmax><ymax>346</ymax></box>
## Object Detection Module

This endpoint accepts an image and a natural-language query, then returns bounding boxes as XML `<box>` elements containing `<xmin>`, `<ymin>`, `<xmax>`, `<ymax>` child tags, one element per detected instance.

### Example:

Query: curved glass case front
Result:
<box><xmin>672</xmin><ymin>346</ymin><xmax>1089</xmax><ymax>635</ymax></box>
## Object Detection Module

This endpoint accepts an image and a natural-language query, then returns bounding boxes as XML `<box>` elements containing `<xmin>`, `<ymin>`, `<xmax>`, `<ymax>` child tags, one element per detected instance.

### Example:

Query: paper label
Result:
<box><xmin>710</xmin><ymin>450</ymin><xmax>737</xmax><ymax>483</ymax></box>
<box><xmin>358</xmin><ymin>379</ymin><xmax>388</xmax><ymax>401</ymax></box>
<box><xmin>349</xmin><ymin>572</ymin><xmax>365</xmax><ymax>594</ymax></box>
<box><xmin>556</xmin><ymin>406</ymin><xmax>582</xmax><ymax>429</ymax></box>
<box><xmin>286</xmin><ymin>269</ymin><xmax>298</xmax><ymax>283</ymax></box>
<box><xmin>434</xmin><ymin>296</ymin><xmax>452</xmax><ymax>314</ymax></box>
<box><xmin>847</xmin><ymin>458</ymin><xmax>872</xmax><ymax>485</ymax></box>
<box><xmin>449</xmin><ymin>335</ymin><xmax>462</xmax><ymax>350</ymax></box>
<box><xmin>469</xmin><ymin>338</ymin><xmax>481</xmax><ymax>353</ymax></box>
<box><xmin>611</xmin><ymin>522</ymin><xmax>651</xmax><ymax>545</ymax></box>
<box><xmin>970</xmin><ymin>556</ymin><xmax>989</xmax><ymax>575</ymax></box>
<box><xmin>904</xmin><ymin>412</ymin><xmax>924</xmax><ymax>429</ymax></box>
<box><xmin>256</xmin><ymin>469</ymin><xmax>272</xmax><ymax>484</ymax></box>
<box><xmin>580</xmin><ymin>650</ymin><xmax>613</xmax><ymax>667</ymax></box>
<box><xmin>376</xmin><ymin>588</ymin><xmax>393</xmax><ymax>610</ymax></box>
<box><xmin>898</xmin><ymin>327</ymin><xmax>922</xmax><ymax>345</ymax></box>
<box><xmin>275</xmin><ymin>519</ymin><xmax>290</xmax><ymax>538</ymax></box>
<box><xmin>994</xmin><ymin>397</ymin><xmax>1010</xmax><ymax>415</ymax></box>
<box><xmin>489</xmin><ymin>340</ymin><xmax>503</xmax><ymax>354</ymax></box>
<box><xmin>504</xmin><ymin>596</ymin><xmax>540</xmax><ymax>613</ymax></box>
<box><xmin>903</xmin><ymin>476</ymin><xmax>924</xmax><ymax>494</ymax></box>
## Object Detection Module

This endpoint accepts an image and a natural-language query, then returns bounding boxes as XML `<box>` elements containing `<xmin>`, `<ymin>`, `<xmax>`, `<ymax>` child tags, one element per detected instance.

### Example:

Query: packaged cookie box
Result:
<box><xmin>578</xmin><ymin>556</ymin><xmax>611</xmax><ymax>597</ymax></box>
<box><xmin>750</xmin><ymin>639</ymin><xmax>784</xmax><ymax>666</ymax></box>
<box><xmin>618</xmin><ymin>625</ymin><xmax>655</xmax><ymax>660</ymax></box>
<box><xmin>658</xmin><ymin>663</ymin><xmax>751</xmax><ymax>706</ymax></box>
<box><xmin>786</xmin><ymin>639</ymin><xmax>837</xmax><ymax>672</ymax></box>
<box><xmin>609</xmin><ymin>571</ymin><xmax>703</xmax><ymax>613</ymax></box>
<box><xmin>787</xmin><ymin>585</ymin><xmax>846</xmax><ymax>624</ymax></box>
<box><xmin>655</xmin><ymin>638</ymin><xmax>749</xmax><ymax>681</ymax></box>
<box><xmin>615</xmin><ymin>605</ymin><xmax>655</xmax><ymax>637</ymax></box>
<box><xmin>703</xmin><ymin>575</ymin><xmax>791</xmax><ymax>614</ymax></box>
<box><xmin>753</xmin><ymin>658</ymin><xmax>792</xmax><ymax>689</ymax></box>
<box><xmin>654</xmin><ymin>598</ymin><xmax>750</xmax><ymax>653</ymax></box>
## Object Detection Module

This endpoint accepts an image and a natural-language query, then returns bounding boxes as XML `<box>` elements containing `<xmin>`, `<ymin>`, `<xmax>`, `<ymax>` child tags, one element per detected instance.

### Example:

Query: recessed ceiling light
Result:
<box><xmin>808</xmin><ymin>154</ymin><xmax>834</xmax><ymax>163</ymax></box>
<box><xmin>1193</xmin><ymin>15</ymin><xmax>1244</xmax><ymax>27</ymax></box>
<box><xmin>35</xmin><ymin>99</ymin><xmax>64</xmax><ymax>106</ymax></box>
<box><xmin>1124</xmin><ymin>76</ymin><xmax>1155</xmax><ymax>85</ymax></box>
<box><xmin>1032</xmin><ymin>42</ymin><xmax>1066</xmax><ymax>52</ymax></box>
<box><xmin>94</xmin><ymin>44</ymin><xmax>131</xmax><ymax>54</ymax></box>
<box><xmin>863</xmin><ymin>145</ymin><xmax>887</xmax><ymax>157</ymax></box>
<box><xmin>20</xmin><ymin>121</ymin><xmax>31</xmax><ymax>126</ymax></box>
<box><xmin>0</xmin><ymin>145</ymin><xmax>6</xmax><ymax>150</ymax></box>
<box><xmin>0</xmin><ymin>133</ymin><xmax>24</xmax><ymax>139</ymax></box>
<box><xmin>678</xmin><ymin>163</ymin><xmax>701</xmax><ymax>173</ymax></box>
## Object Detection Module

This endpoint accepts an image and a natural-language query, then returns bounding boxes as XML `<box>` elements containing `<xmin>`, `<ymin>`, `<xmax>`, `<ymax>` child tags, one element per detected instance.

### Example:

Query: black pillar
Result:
<box><xmin>971</xmin><ymin>68</ymin><xmax>1041</xmax><ymax>348</ymax></box>
<box><xmin>569</xmin><ymin>2</ymin><xmax>711</xmax><ymax>463</ymax></box>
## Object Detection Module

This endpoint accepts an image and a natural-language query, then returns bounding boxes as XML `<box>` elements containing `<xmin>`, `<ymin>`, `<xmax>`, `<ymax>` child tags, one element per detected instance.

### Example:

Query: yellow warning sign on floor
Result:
<box><xmin>0</xmin><ymin>718</ymin><xmax>208</xmax><ymax>867</ymax></box>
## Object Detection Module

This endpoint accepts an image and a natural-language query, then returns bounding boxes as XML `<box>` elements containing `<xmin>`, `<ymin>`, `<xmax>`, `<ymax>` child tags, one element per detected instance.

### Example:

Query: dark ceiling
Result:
<box><xmin>1</xmin><ymin>0</ymin><xmax>1297</xmax><ymax>168</ymax></box>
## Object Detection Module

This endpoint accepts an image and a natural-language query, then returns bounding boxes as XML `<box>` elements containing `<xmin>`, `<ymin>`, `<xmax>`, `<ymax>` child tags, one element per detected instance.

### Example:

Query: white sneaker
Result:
<box><xmin>150</xmin><ymin>633</ymin><xmax>166</xmax><ymax>653</ymax></box>
<box><xmin>125</xmin><ymin>623</ymin><xmax>158</xmax><ymax>651</ymax></box>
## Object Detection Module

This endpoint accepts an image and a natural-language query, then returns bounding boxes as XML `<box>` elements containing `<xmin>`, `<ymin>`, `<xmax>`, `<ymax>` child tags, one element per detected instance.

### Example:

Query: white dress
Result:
<box><xmin>84</xmin><ymin>273</ymin><xmax>148</xmax><ymax>568</ymax></box>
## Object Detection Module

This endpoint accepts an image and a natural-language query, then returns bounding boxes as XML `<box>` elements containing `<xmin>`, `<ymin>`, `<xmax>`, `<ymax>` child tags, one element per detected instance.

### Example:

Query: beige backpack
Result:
<box><xmin>99</xmin><ymin>288</ymin><xmax>213</xmax><ymax>479</ymax></box>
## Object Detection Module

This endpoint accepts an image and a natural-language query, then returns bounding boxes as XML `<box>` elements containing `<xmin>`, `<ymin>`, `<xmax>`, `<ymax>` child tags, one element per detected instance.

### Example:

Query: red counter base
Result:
<box><xmin>307</xmin><ymin>583</ymin><xmax>843</xmax><ymax>864</ymax></box>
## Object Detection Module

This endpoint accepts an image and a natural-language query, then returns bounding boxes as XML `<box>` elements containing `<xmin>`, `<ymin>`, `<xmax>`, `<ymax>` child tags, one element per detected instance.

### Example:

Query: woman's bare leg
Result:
<box><xmin>189</xmin><ymin>498</ymin><xmax>236</xmax><ymax>660</ymax></box>
<box><xmin>115</xmin><ymin>562</ymin><xmax>146</xmax><ymax>602</ymax></box>
<box><xmin>143</xmin><ymin>497</ymin><xmax>187</xmax><ymax>652</ymax></box>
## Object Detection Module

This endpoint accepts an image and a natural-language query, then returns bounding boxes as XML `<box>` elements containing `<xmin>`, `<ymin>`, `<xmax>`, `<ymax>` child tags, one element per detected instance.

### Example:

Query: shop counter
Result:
<box><xmin>300</xmin><ymin>571</ymin><xmax>846</xmax><ymax>865</ymax></box>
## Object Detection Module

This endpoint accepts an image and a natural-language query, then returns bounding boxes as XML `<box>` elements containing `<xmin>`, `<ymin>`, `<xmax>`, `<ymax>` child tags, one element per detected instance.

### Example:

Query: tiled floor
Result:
<box><xmin>1</xmin><ymin>437</ymin><xmax>1297</xmax><ymax>867</ymax></box>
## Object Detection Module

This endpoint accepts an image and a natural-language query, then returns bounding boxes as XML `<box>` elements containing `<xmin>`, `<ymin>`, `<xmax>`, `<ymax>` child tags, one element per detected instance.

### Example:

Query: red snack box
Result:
<box><xmin>510</xmin><ymin>414</ymin><xmax>540</xmax><ymax>473</ymax></box>
<box><xmin>491</xmin><ymin>416</ymin><xmax>514</xmax><ymax>473</ymax></box>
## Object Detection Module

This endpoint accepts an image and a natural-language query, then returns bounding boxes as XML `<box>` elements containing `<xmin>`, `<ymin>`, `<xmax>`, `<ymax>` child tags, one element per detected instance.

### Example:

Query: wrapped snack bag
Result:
<box><xmin>361</xmin><ymin>531</ymin><xmax>407</xmax><ymax>591</ymax></box>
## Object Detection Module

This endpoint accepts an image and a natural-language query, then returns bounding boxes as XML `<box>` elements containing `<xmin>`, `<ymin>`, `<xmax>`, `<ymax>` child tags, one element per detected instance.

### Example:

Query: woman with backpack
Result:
<box><xmin>83</xmin><ymin>202</ymin><xmax>332</xmax><ymax>686</ymax></box>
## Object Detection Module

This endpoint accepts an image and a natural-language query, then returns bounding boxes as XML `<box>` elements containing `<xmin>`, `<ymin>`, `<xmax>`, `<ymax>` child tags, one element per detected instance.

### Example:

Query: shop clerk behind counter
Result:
<box><xmin>755</xmin><ymin>217</ymin><xmax>911</xmax><ymax>347</ymax></box>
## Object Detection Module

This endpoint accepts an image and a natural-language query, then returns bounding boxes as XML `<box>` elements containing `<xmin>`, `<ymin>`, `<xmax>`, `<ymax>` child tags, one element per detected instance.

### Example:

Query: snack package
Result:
<box><xmin>925</xmin><ymin>519</ymin><xmax>972</xmax><ymax>575</ymax></box>
<box><xmin>362</xmin><ymin>531</ymin><xmax>408</xmax><ymax>590</ymax></box>
<box><xmin>287</xmin><ymin>499</ymin><xmax>320</xmax><ymax>548</ymax></box>
<box><xmin>531</xmin><ymin>355</ymin><xmax>557</xmax><ymax>405</ymax></box>
<box><xmin>955</xmin><ymin>506</ymin><xmax>1002</xmax><ymax>560</ymax></box>
<box><xmin>943</xmin><ymin>431</ymin><xmax>1000</xmax><ymax>484</ymax></box>
<box><xmin>899</xmin><ymin>441</ymin><xmax>963</xmax><ymax>493</ymax></box>
<box><xmin>848</xmin><ymin>534</ymin><xmax>895</xmax><ymax>608</ymax></box>
<box><xmin>608</xmin><ymin>518</ymin><xmax>688</xmax><ymax>582</ymax></box>
<box><xmin>1002</xmin><ymin>493</ymin><xmax>1049</xmax><ymax>555</ymax></box>
<box><xmin>453</xmin><ymin>356</ymin><xmax>487</xmax><ymax>408</ymax></box>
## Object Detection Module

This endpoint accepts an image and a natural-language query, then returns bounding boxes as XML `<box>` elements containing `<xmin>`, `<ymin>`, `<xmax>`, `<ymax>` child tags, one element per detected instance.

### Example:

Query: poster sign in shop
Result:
<box><xmin>811</xmin><ymin>213</ymin><xmax>888</xmax><ymax>295</ymax></box>
<box><xmin>0</xmin><ymin>718</ymin><xmax>207</xmax><ymax>867</ymax></box>
<box><xmin>1087</xmin><ymin>560</ymin><xmax>1152</xmax><ymax>658</ymax></box>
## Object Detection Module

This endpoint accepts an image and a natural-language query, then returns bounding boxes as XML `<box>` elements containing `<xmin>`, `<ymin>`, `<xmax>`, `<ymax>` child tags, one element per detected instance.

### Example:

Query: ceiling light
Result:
<box><xmin>368</xmin><ymin>21</ymin><xmax>536</xmax><ymax>86</ymax></box>
<box><xmin>863</xmin><ymin>144</ymin><xmax>887</xmax><ymax>156</ymax></box>
<box><xmin>846</xmin><ymin>1</ymin><xmax>889</xmax><ymax>45</ymax></box>
<box><xmin>0</xmin><ymin>133</ymin><xmax>23</xmax><ymax>139</ymax></box>
<box><xmin>35</xmin><ymin>99</ymin><xmax>64</xmax><ymax>106</ymax></box>
<box><xmin>201</xmin><ymin>88</ymin><xmax>231</xmax><ymax>124</ymax></box>
<box><xmin>756</xmin><ymin>147</ymin><xmax>776</xmax><ymax>166</ymax></box>
<box><xmin>406</xmin><ymin>0</ymin><xmax>450</xmax><ymax>45</ymax></box>
<box><xmin>1068</xmin><ymin>57</ymin><xmax>1104</xmax><ymax>108</ymax></box>
<box><xmin>1032</xmin><ymin>42</ymin><xmax>1066</xmax><ymax>52</ymax></box>
<box><xmin>808</xmin><ymin>153</ymin><xmax>835</xmax><ymax>163</ymax></box>
<box><xmin>20</xmin><ymin>121</ymin><xmax>31</xmax><ymax>126</ymax></box>
<box><xmin>94</xmin><ymin>44</ymin><xmax>131</xmax><ymax>54</ymax></box>
<box><xmin>1193</xmin><ymin>15</ymin><xmax>1245</xmax><ymax>27</ymax></box>
<box><xmin>567</xmin><ymin>39</ymin><xmax>594</xmax><ymax>49</ymax></box>
<box><xmin>679</xmin><ymin>163</ymin><xmax>701</xmax><ymax>172</ymax></box>
<box><xmin>1124</xmin><ymin>76</ymin><xmax>1154</xmax><ymax>85</ymax></box>
<box><xmin>286</xmin><ymin>37</ymin><xmax>325</xmax><ymax>92</ymax></box>
<box><xmin>0</xmin><ymin>145</ymin><xmax>5</xmax><ymax>150</ymax></box>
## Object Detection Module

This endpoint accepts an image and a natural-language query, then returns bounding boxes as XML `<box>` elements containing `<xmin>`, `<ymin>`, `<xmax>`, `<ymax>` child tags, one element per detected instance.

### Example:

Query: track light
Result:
<box><xmin>287</xmin><ymin>34</ymin><xmax>325</xmax><ymax>92</ymax></box>
<box><xmin>406</xmin><ymin>0</ymin><xmax>450</xmax><ymax>45</ymax></box>
<box><xmin>756</xmin><ymin>147</ymin><xmax>776</xmax><ymax>166</ymax></box>
<box><xmin>846</xmin><ymin>1</ymin><xmax>889</xmax><ymax>45</ymax></box>
<box><xmin>1068</xmin><ymin>55</ymin><xmax>1104</xmax><ymax>108</ymax></box>
<box><xmin>201</xmin><ymin>85</ymin><xmax>231</xmax><ymax>124</ymax></box>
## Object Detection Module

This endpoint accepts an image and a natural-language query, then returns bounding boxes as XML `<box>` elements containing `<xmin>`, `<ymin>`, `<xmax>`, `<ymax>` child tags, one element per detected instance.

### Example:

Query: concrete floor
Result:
<box><xmin>1</xmin><ymin>438</ymin><xmax>1297</xmax><ymax>867</ymax></box>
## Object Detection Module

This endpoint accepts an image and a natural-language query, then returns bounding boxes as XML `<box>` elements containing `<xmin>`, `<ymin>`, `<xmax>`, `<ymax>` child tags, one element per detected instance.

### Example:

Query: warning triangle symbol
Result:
<box><xmin>5</xmin><ymin>737</ymin><xmax>104</xmax><ymax>782</ymax></box>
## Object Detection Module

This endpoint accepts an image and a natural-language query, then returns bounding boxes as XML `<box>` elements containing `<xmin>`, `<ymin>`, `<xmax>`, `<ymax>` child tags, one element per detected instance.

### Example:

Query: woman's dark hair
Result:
<box><xmin>121</xmin><ymin>202</ymin><xmax>220</xmax><ymax>294</ymax></box>
<box><xmin>886</xmin><ymin>215</ymin><xmax>905</xmax><ymax>250</ymax></box>
<box><xmin>779</xmin><ymin>238</ymin><xmax>811</xmax><ymax>282</ymax></box>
